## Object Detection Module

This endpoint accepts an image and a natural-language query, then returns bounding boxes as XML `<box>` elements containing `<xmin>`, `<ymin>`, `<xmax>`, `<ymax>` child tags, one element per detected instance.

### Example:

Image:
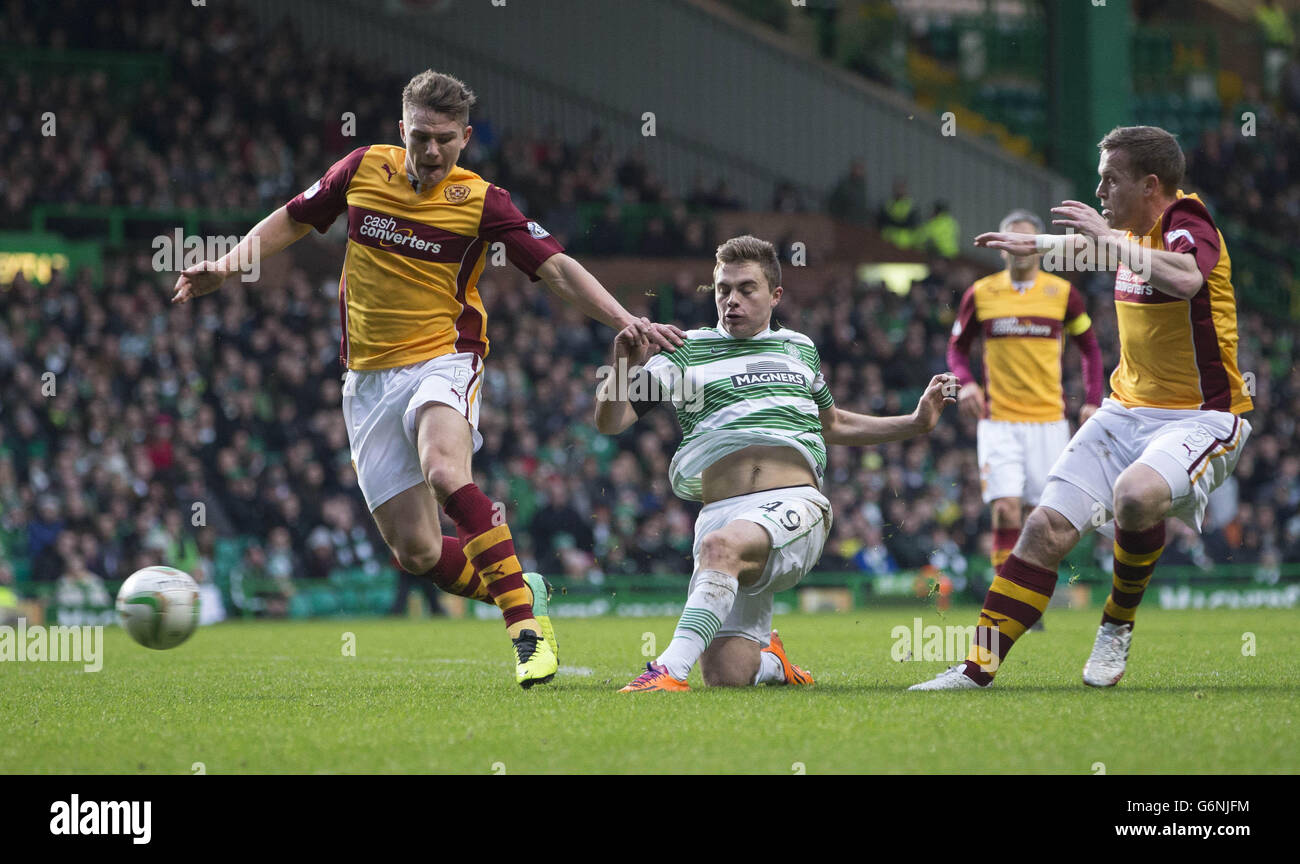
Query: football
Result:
<box><xmin>115</xmin><ymin>566</ymin><xmax>201</xmax><ymax>650</ymax></box>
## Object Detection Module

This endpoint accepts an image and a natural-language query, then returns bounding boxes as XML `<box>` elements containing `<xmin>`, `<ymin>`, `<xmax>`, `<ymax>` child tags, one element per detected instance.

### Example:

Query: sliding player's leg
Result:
<box><xmin>702</xmin><ymin>629</ymin><xmax>813</xmax><ymax>687</ymax></box>
<box><xmin>701</xmin><ymin>514</ymin><xmax>827</xmax><ymax>687</ymax></box>
<box><xmin>620</xmin><ymin>519</ymin><xmax>768</xmax><ymax>692</ymax></box>
<box><xmin>700</xmin><ymin>637</ymin><xmax>762</xmax><ymax>687</ymax></box>
<box><xmin>698</xmin><ymin>589</ymin><xmax>810</xmax><ymax>687</ymax></box>
<box><xmin>621</xmin><ymin>488</ymin><xmax>829</xmax><ymax>692</ymax></box>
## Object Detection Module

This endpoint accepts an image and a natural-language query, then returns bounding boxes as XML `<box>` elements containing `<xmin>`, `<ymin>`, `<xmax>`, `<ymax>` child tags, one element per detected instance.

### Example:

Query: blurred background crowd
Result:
<box><xmin>2</xmin><ymin>0</ymin><xmax>1298</xmax><ymax>622</ymax></box>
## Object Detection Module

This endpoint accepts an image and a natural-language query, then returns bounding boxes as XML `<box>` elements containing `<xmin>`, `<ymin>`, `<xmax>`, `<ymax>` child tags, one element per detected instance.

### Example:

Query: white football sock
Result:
<box><xmin>753</xmin><ymin>650</ymin><xmax>785</xmax><ymax>685</ymax></box>
<box><xmin>656</xmin><ymin>569</ymin><xmax>738</xmax><ymax>681</ymax></box>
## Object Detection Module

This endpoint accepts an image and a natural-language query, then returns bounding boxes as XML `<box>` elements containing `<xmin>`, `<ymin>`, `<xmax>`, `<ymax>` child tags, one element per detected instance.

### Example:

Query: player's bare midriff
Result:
<box><xmin>700</xmin><ymin>444</ymin><xmax>818</xmax><ymax>505</ymax></box>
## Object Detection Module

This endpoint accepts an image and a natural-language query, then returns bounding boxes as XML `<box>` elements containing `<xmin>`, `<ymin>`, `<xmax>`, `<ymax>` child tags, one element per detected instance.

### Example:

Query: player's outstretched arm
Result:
<box><xmin>973</xmin><ymin>229</ymin><xmax>1090</xmax><ymax>258</ymax></box>
<box><xmin>594</xmin><ymin>320</ymin><xmax>658</xmax><ymax>435</ymax></box>
<box><xmin>1049</xmin><ymin>200</ymin><xmax>1203</xmax><ymax>299</ymax></box>
<box><xmin>171</xmin><ymin>206</ymin><xmax>312</xmax><ymax>303</ymax></box>
<box><xmin>820</xmin><ymin>373</ymin><xmax>958</xmax><ymax>446</ymax></box>
<box><xmin>536</xmin><ymin>253</ymin><xmax>684</xmax><ymax>353</ymax></box>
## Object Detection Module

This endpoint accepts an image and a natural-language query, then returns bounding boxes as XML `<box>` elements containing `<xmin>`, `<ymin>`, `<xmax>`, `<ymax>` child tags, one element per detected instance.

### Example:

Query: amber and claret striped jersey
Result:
<box><xmin>285</xmin><ymin>144</ymin><xmax>564</xmax><ymax>370</ymax></box>
<box><xmin>1112</xmin><ymin>191</ymin><xmax>1252</xmax><ymax>414</ymax></box>
<box><xmin>949</xmin><ymin>270</ymin><xmax>1101</xmax><ymax>422</ymax></box>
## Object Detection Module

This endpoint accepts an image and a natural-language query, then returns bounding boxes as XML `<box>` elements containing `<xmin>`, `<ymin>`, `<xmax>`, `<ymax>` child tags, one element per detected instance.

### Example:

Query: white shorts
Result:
<box><xmin>1040</xmin><ymin>398</ymin><xmax>1250</xmax><ymax>536</ymax></box>
<box><xmin>689</xmin><ymin>485</ymin><xmax>832</xmax><ymax>646</ymax></box>
<box><xmin>976</xmin><ymin>418</ymin><xmax>1071</xmax><ymax>505</ymax></box>
<box><xmin>341</xmin><ymin>352</ymin><xmax>484</xmax><ymax>512</ymax></box>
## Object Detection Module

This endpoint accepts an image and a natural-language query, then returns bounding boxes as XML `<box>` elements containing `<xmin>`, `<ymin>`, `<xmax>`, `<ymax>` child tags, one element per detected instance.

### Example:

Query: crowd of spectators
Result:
<box><xmin>1</xmin><ymin>0</ymin><xmax>1297</xmax><ymax>622</ymax></box>
<box><xmin>0</xmin><ymin>0</ymin><xmax>747</xmax><ymax>258</ymax></box>
<box><xmin>1188</xmin><ymin>108</ymin><xmax>1300</xmax><ymax>248</ymax></box>
<box><xmin>3</xmin><ymin>239</ymin><xmax>1297</xmax><ymax>619</ymax></box>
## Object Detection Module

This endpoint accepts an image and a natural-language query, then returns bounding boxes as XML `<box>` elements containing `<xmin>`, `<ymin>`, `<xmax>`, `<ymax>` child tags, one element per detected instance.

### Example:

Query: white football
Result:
<box><xmin>116</xmin><ymin>566</ymin><xmax>200</xmax><ymax>650</ymax></box>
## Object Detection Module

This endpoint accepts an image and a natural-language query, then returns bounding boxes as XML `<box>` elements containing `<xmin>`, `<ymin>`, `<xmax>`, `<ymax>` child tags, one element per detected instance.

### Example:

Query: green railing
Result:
<box><xmin>0</xmin><ymin>47</ymin><xmax>169</xmax><ymax>89</ymax></box>
<box><xmin>15</xmin><ymin>552</ymin><xmax>1299</xmax><ymax>624</ymax></box>
<box><xmin>0</xmin><ymin>230</ymin><xmax>103</xmax><ymax>284</ymax></box>
<box><xmin>29</xmin><ymin>205</ymin><xmax>268</xmax><ymax>249</ymax></box>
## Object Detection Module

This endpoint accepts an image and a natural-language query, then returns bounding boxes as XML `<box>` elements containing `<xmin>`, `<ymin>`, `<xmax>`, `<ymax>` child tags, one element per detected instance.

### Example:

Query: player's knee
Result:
<box><xmin>1014</xmin><ymin>506</ymin><xmax>1076</xmax><ymax>568</ymax></box>
<box><xmin>392</xmin><ymin>541</ymin><xmax>440</xmax><ymax>576</ymax></box>
<box><xmin>697</xmin><ymin>530</ymin><xmax>741</xmax><ymax>572</ymax></box>
<box><xmin>700</xmin><ymin>658</ymin><xmax>750</xmax><ymax>687</ymax></box>
<box><xmin>702</xmin><ymin>669</ymin><xmax>749</xmax><ymax>687</ymax></box>
<box><xmin>424</xmin><ymin>462</ymin><xmax>464</xmax><ymax>499</ymax></box>
<box><xmin>1112</xmin><ymin>472</ymin><xmax>1167</xmax><ymax>530</ymax></box>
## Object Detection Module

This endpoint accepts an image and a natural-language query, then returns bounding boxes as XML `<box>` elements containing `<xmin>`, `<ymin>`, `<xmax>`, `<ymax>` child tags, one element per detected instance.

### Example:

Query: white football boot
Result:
<box><xmin>908</xmin><ymin>664</ymin><xmax>991</xmax><ymax>691</ymax></box>
<box><xmin>1082</xmin><ymin>622</ymin><xmax>1133</xmax><ymax>687</ymax></box>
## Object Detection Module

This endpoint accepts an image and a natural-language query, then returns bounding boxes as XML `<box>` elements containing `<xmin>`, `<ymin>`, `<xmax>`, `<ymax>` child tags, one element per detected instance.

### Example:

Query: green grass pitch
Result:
<box><xmin>6</xmin><ymin>607</ymin><xmax>1298</xmax><ymax>774</ymax></box>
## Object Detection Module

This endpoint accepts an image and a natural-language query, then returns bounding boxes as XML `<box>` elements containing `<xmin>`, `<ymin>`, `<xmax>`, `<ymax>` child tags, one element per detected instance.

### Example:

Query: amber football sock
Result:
<box><xmin>413</xmin><ymin>538</ymin><xmax>493</xmax><ymax>604</ymax></box>
<box><xmin>443</xmin><ymin>483</ymin><xmax>535</xmax><ymax>635</ymax></box>
<box><xmin>991</xmin><ymin>526</ymin><xmax>1020</xmax><ymax>575</ymax></box>
<box><xmin>961</xmin><ymin>553</ymin><xmax>1056</xmax><ymax>685</ymax></box>
<box><xmin>1101</xmin><ymin>522</ymin><xmax>1165</xmax><ymax>629</ymax></box>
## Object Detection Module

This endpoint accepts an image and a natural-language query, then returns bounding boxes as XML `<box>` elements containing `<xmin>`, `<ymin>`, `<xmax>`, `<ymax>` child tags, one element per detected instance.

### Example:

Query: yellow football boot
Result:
<box><xmin>522</xmin><ymin>572</ymin><xmax>558</xmax><ymax>665</ymax></box>
<box><xmin>514</xmin><ymin>628</ymin><xmax>557</xmax><ymax>689</ymax></box>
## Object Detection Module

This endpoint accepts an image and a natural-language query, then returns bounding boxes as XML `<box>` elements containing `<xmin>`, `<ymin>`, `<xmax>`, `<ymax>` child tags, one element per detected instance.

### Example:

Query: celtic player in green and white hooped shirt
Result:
<box><xmin>639</xmin><ymin>324</ymin><xmax>834</xmax><ymax>502</ymax></box>
<box><xmin>595</xmin><ymin>235</ymin><xmax>959</xmax><ymax>692</ymax></box>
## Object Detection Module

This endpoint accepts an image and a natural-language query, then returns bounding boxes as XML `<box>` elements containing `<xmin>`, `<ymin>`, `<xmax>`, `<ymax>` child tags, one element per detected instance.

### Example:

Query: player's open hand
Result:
<box><xmin>1051</xmin><ymin>200</ymin><xmax>1108</xmax><ymax>241</ymax></box>
<box><xmin>973</xmin><ymin>231</ymin><xmax>1038</xmax><ymax>256</ymax></box>
<box><xmin>958</xmin><ymin>381</ymin><xmax>985</xmax><ymax>421</ymax></box>
<box><xmin>172</xmin><ymin>261</ymin><xmax>229</xmax><ymax>304</ymax></box>
<box><xmin>914</xmin><ymin>373</ymin><xmax>959</xmax><ymax>432</ymax></box>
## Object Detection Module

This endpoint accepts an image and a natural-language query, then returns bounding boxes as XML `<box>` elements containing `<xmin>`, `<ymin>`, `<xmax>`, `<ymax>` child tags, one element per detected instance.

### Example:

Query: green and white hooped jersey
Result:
<box><xmin>641</xmin><ymin>324</ymin><xmax>834</xmax><ymax>501</ymax></box>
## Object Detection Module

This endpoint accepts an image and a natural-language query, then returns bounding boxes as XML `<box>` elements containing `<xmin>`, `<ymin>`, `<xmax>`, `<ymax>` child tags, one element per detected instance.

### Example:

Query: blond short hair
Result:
<box><xmin>401</xmin><ymin>70</ymin><xmax>476</xmax><ymax>126</ymax></box>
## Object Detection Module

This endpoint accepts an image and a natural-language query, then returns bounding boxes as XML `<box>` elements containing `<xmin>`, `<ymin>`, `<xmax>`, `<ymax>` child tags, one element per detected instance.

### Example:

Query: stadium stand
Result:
<box><xmin>1</xmin><ymin>0</ymin><xmax>1297</xmax><ymax>624</ymax></box>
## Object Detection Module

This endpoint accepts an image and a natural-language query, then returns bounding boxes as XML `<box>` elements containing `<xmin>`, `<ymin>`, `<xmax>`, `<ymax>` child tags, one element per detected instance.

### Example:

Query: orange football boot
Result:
<box><xmin>762</xmin><ymin>630</ymin><xmax>814</xmax><ymax>685</ymax></box>
<box><xmin>618</xmin><ymin>662</ymin><xmax>691</xmax><ymax>693</ymax></box>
